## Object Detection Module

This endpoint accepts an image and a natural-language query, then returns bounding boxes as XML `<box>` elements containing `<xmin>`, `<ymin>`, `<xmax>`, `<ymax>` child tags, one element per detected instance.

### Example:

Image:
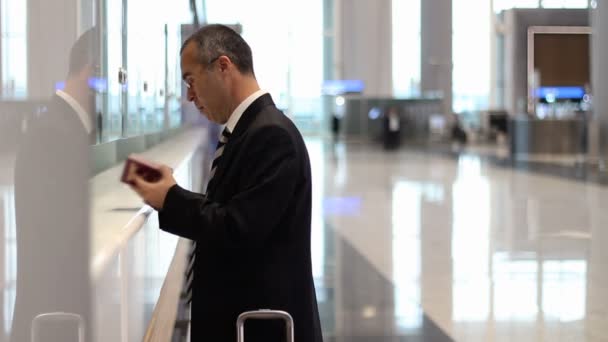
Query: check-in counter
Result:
<box><xmin>509</xmin><ymin>117</ymin><xmax>587</xmax><ymax>157</ymax></box>
<box><xmin>341</xmin><ymin>97</ymin><xmax>443</xmax><ymax>142</ymax></box>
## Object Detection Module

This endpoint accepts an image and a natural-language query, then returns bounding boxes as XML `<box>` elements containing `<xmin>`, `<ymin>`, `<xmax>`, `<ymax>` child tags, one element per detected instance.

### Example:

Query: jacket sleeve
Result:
<box><xmin>158</xmin><ymin>125</ymin><xmax>299</xmax><ymax>249</ymax></box>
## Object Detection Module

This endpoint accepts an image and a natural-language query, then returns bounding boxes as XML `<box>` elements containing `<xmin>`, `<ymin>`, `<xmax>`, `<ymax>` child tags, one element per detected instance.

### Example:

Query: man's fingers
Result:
<box><xmin>159</xmin><ymin>165</ymin><xmax>173</xmax><ymax>177</ymax></box>
<box><xmin>132</xmin><ymin>171</ymin><xmax>154</xmax><ymax>188</ymax></box>
<box><xmin>129</xmin><ymin>176</ymin><xmax>153</xmax><ymax>199</ymax></box>
<box><xmin>127</xmin><ymin>164</ymin><xmax>174</xmax><ymax>211</ymax></box>
<box><xmin>129</xmin><ymin>180</ymin><xmax>145</xmax><ymax>198</ymax></box>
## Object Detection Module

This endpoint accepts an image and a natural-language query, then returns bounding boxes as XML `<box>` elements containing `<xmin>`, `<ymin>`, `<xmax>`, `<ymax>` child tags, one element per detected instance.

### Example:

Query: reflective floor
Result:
<box><xmin>309</xmin><ymin>139</ymin><xmax>608</xmax><ymax>342</ymax></box>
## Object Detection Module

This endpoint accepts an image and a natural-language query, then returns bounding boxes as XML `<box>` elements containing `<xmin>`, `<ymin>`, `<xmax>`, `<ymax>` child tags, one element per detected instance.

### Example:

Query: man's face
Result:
<box><xmin>180</xmin><ymin>42</ymin><xmax>228</xmax><ymax>124</ymax></box>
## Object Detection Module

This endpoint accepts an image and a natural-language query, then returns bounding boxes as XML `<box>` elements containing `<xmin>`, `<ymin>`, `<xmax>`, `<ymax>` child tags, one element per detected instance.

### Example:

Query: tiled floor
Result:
<box><xmin>423</xmin><ymin>143</ymin><xmax>608</xmax><ymax>185</ymax></box>
<box><xmin>309</xmin><ymin>139</ymin><xmax>608</xmax><ymax>341</ymax></box>
<box><xmin>315</xmin><ymin>223</ymin><xmax>453</xmax><ymax>341</ymax></box>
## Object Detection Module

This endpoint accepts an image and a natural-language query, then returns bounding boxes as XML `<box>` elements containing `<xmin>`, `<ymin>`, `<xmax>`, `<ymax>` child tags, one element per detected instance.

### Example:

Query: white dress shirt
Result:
<box><xmin>224</xmin><ymin>89</ymin><xmax>268</xmax><ymax>134</ymax></box>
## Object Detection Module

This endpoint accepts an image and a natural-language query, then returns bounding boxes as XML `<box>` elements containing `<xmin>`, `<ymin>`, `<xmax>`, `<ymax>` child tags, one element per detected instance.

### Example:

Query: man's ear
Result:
<box><xmin>79</xmin><ymin>63</ymin><xmax>95</xmax><ymax>82</ymax></box>
<box><xmin>217</xmin><ymin>55</ymin><xmax>231</xmax><ymax>72</ymax></box>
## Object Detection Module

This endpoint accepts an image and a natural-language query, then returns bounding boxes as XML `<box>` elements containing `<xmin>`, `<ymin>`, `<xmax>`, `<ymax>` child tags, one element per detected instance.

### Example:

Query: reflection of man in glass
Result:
<box><xmin>11</xmin><ymin>28</ymin><xmax>98</xmax><ymax>342</ymax></box>
<box><xmin>57</xmin><ymin>28</ymin><xmax>100</xmax><ymax>145</ymax></box>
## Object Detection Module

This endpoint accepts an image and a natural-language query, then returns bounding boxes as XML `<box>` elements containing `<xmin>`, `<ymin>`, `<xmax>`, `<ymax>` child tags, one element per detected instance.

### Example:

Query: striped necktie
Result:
<box><xmin>185</xmin><ymin>127</ymin><xmax>231</xmax><ymax>303</ymax></box>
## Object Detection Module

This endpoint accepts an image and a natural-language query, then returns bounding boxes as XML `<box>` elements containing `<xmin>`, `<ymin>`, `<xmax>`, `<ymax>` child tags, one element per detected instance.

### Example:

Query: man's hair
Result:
<box><xmin>180</xmin><ymin>24</ymin><xmax>254</xmax><ymax>76</ymax></box>
<box><xmin>68</xmin><ymin>27</ymin><xmax>100</xmax><ymax>76</ymax></box>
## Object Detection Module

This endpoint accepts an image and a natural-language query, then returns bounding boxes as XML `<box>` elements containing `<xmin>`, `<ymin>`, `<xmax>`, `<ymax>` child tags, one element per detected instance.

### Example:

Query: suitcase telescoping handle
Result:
<box><xmin>236</xmin><ymin>309</ymin><xmax>294</xmax><ymax>342</ymax></box>
<box><xmin>31</xmin><ymin>312</ymin><xmax>85</xmax><ymax>342</ymax></box>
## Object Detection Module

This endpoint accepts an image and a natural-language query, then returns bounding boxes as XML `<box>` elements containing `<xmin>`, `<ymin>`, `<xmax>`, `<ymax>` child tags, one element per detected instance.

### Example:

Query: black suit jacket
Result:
<box><xmin>159</xmin><ymin>94</ymin><xmax>323</xmax><ymax>342</ymax></box>
<box><xmin>12</xmin><ymin>95</ymin><xmax>92</xmax><ymax>342</ymax></box>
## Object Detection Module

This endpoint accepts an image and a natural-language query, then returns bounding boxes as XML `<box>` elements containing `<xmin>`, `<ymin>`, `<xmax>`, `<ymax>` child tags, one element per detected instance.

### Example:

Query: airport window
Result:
<box><xmin>97</xmin><ymin>0</ymin><xmax>192</xmax><ymax>142</ymax></box>
<box><xmin>206</xmin><ymin>0</ymin><xmax>289</xmax><ymax>109</ymax></box>
<box><xmin>392</xmin><ymin>0</ymin><xmax>421</xmax><ymax>98</ymax></box>
<box><xmin>1</xmin><ymin>0</ymin><xmax>27</xmax><ymax>99</ymax></box>
<box><xmin>453</xmin><ymin>0</ymin><xmax>491</xmax><ymax>112</ymax></box>
<box><xmin>127</xmin><ymin>0</ymin><xmax>167</xmax><ymax>136</ymax></box>
<box><xmin>101</xmin><ymin>0</ymin><xmax>124</xmax><ymax>141</ymax></box>
<box><xmin>206</xmin><ymin>0</ymin><xmax>323</xmax><ymax>130</ymax></box>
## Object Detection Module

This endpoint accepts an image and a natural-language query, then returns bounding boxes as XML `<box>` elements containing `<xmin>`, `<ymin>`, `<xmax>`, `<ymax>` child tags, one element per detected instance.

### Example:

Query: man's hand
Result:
<box><xmin>128</xmin><ymin>165</ymin><xmax>177</xmax><ymax>210</ymax></box>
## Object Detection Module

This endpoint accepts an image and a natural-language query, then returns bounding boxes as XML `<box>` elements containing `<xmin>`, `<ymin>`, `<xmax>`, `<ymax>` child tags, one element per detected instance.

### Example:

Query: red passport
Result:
<box><xmin>120</xmin><ymin>154</ymin><xmax>162</xmax><ymax>185</ymax></box>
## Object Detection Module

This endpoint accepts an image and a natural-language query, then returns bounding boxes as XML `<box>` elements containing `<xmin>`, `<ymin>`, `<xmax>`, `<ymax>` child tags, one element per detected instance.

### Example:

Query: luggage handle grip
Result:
<box><xmin>31</xmin><ymin>312</ymin><xmax>85</xmax><ymax>342</ymax></box>
<box><xmin>236</xmin><ymin>309</ymin><xmax>294</xmax><ymax>342</ymax></box>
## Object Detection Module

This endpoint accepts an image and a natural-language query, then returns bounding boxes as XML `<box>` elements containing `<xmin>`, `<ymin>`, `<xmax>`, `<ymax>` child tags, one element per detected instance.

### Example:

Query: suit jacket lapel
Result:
<box><xmin>206</xmin><ymin>94</ymin><xmax>275</xmax><ymax>196</ymax></box>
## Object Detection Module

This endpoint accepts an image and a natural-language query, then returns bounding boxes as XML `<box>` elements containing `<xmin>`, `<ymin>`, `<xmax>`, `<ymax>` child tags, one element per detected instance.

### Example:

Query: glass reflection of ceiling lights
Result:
<box><xmin>491</xmin><ymin>254</ymin><xmax>587</xmax><ymax>322</ymax></box>
<box><xmin>392</xmin><ymin>182</ymin><xmax>422</xmax><ymax>331</ymax></box>
<box><xmin>421</xmin><ymin>183</ymin><xmax>445</xmax><ymax>203</ymax></box>
<box><xmin>541</xmin><ymin>260</ymin><xmax>586</xmax><ymax>322</ymax></box>
<box><xmin>493</xmin><ymin>256</ymin><xmax>538</xmax><ymax>321</ymax></box>
<box><xmin>451</xmin><ymin>154</ymin><xmax>587</xmax><ymax>324</ymax></box>
<box><xmin>452</xmin><ymin>155</ymin><xmax>491</xmax><ymax>322</ymax></box>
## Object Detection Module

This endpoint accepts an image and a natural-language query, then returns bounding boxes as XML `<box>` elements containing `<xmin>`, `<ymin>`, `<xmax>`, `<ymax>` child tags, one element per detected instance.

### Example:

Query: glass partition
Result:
<box><xmin>97</xmin><ymin>0</ymin><xmax>191</xmax><ymax>143</ymax></box>
<box><xmin>1</xmin><ymin>0</ymin><xmax>27</xmax><ymax>99</ymax></box>
<box><xmin>100</xmin><ymin>0</ymin><xmax>126</xmax><ymax>142</ymax></box>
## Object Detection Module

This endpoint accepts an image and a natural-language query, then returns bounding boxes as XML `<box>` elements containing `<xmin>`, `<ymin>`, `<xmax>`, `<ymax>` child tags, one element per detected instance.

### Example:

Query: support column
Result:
<box><xmin>421</xmin><ymin>0</ymin><xmax>452</xmax><ymax>115</ymax></box>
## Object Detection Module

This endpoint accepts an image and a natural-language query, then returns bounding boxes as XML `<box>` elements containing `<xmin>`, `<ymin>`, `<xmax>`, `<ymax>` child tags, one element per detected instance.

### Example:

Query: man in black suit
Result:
<box><xmin>128</xmin><ymin>24</ymin><xmax>323</xmax><ymax>341</ymax></box>
<box><xmin>11</xmin><ymin>28</ymin><xmax>98</xmax><ymax>342</ymax></box>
